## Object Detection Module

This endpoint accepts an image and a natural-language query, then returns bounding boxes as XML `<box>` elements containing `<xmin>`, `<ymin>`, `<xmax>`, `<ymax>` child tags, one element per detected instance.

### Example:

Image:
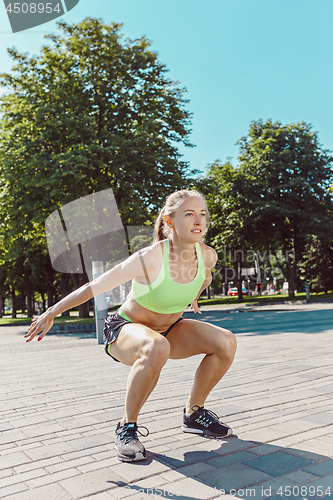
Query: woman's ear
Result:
<box><xmin>164</xmin><ymin>215</ymin><xmax>173</xmax><ymax>227</ymax></box>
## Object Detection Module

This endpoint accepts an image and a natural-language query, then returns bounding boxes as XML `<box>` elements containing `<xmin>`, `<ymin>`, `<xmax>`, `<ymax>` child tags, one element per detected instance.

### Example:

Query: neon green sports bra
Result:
<box><xmin>131</xmin><ymin>239</ymin><xmax>206</xmax><ymax>314</ymax></box>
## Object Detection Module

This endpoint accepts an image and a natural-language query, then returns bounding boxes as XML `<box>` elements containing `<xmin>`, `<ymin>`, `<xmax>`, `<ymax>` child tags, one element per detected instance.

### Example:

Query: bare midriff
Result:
<box><xmin>119</xmin><ymin>294</ymin><xmax>184</xmax><ymax>332</ymax></box>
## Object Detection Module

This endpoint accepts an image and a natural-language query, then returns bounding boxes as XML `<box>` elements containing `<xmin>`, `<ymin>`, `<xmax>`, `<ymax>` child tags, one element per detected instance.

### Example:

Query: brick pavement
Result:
<box><xmin>1</xmin><ymin>305</ymin><xmax>333</xmax><ymax>500</ymax></box>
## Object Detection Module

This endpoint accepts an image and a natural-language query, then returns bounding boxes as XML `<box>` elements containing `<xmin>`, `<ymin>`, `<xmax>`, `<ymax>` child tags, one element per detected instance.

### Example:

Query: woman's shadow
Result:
<box><xmin>109</xmin><ymin>436</ymin><xmax>333</xmax><ymax>500</ymax></box>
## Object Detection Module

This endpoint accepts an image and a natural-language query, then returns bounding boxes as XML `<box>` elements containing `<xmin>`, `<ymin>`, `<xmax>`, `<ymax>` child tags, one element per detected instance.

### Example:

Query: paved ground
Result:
<box><xmin>1</xmin><ymin>303</ymin><xmax>333</xmax><ymax>500</ymax></box>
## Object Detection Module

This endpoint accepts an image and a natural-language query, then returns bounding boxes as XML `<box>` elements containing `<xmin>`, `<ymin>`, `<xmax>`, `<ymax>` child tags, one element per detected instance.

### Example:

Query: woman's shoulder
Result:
<box><xmin>133</xmin><ymin>239</ymin><xmax>165</xmax><ymax>263</ymax></box>
<box><xmin>198</xmin><ymin>242</ymin><xmax>218</xmax><ymax>268</ymax></box>
<box><xmin>130</xmin><ymin>240</ymin><xmax>165</xmax><ymax>281</ymax></box>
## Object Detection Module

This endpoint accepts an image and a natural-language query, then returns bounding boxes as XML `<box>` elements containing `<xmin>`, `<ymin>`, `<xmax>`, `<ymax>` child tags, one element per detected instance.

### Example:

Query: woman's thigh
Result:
<box><xmin>166</xmin><ymin>319</ymin><xmax>236</xmax><ymax>360</ymax></box>
<box><xmin>109</xmin><ymin>323</ymin><xmax>170</xmax><ymax>366</ymax></box>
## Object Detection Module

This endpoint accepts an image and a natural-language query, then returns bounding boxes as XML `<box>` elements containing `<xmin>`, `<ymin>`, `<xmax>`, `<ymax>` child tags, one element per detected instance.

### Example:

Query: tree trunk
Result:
<box><xmin>0</xmin><ymin>296</ymin><xmax>3</xmax><ymax>318</ymax></box>
<box><xmin>79</xmin><ymin>300</ymin><xmax>90</xmax><ymax>318</ymax></box>
<box><xmin>79</xmin><ymin>271</ymin><xmax>90</xmax><ymax>318</ymax></box>
<box><xmin>61</xmin><ymin>274</ymin><xmax>70</xmax><ymax>316</ymax></box>
<box><xmin>288</xmin><ymin>284</ymin><xmax>295</xmax><ymax>298</ymax></box>
<box><xmin>42</xmin><ymin>294</ymin><xmax>46</xmax><ymax>313</ymax></box>
<box><xmin>72</xmin><ymin>273</ymin><xmax>90</xmax><ymax>319</ymax></box>
<box><xmin>11</xmin><ymin>288</ymin><xmax>16</xmax><ymax>318</ymax></box>
<box><xmin>21</xmin><ymin>292</ymin><xmax>26</xmax><ymax>315</ymax></box>
<box><xmin>236</xmin><ymin>257</ymin><xmax>243</xmax><ymax>303</ymax></box>
<box><xmin>286</xmin><ymin>259</ymin><xmax>296</xmax><ymax>299</ymax></box>
<box><xmin>47</xmin><ymin>287</ymin><xmax>54</xmax><ymax>309</ymax></box>
<box><xmin>31</xmin><ymin>291</ymin><xmax>35</xmax><ymax>317</ymax></box>
<box><xmin>27</xmin><ymin>287</ymin><xmax>33</xmax><ymax>318</ymax></box>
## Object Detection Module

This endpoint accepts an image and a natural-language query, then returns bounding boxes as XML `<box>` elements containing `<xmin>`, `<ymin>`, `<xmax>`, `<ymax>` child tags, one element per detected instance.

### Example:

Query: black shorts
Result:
<box><xmin>103</xmin><ymin>310</ymin><xmax>184</xmax><ymax>362</ymax></box>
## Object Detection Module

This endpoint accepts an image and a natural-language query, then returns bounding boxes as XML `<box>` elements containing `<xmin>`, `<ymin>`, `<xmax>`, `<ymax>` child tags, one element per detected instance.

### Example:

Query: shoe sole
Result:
<box><xmin>181</xmin><ymin>425</ymin><xmax>233</xmax><ymax>438</ymax></box>
<box><xmin>115</xmin><ymin>445</ymin><xmax>147</xmax><ymax>462</ymax></box>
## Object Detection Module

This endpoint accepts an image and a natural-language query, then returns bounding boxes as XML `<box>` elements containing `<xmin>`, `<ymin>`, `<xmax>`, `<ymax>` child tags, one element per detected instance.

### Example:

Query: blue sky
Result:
<box><xmin>1</xmin><ymin>0</ymin><xmax>332</xmax><ymax>174</ymax></box>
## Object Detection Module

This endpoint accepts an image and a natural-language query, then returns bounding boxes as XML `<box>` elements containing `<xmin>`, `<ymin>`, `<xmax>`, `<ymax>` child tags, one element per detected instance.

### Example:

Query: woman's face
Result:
<box><xmin>166</xmin><ymin>196</ymin><xmax>207</xmax><ymax>242</ymax></box>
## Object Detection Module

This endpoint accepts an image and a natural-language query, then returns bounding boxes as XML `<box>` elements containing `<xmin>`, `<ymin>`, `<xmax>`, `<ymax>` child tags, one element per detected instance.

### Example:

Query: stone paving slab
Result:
<box><xmin>1</xmin><ymin>304</ymin><xmax>333</xmax><ymax>499</ymax></box>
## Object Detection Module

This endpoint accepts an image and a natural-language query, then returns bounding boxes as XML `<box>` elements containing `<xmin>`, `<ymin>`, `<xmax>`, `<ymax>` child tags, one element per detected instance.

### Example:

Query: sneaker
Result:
<box><xmin>182</xmin><ymin>405</ymin><xmax>233</xmax><ymax>438</ymax></box>
<box><xmin>115</xmin><ymin>422</ymin><xmax>149</xmax><ymax>462</ymax></box>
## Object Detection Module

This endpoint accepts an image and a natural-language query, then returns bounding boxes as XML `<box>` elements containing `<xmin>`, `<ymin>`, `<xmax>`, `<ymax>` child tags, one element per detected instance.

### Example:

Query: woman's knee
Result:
<box><xmin>142</xmin><ymin>336</ymin><xmax>170</xmax><ymax>370</ymax></box>
<box><xmin>215</xmin><ymin>328</ymin><xmax>237</xmax><ymax>360</ymax></box>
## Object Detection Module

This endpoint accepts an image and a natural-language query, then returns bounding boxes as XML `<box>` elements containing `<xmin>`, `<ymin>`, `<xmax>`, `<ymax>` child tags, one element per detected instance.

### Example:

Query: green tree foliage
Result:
<box><xmin>0</xmin><ymin>238</ymin><xmax>9</xmax><ymax>318</ymax></box>
<box><xmin>0</xmin><ymin>17</ymin><xmax>194</xmax><ymax>315</ymax></box>
<box><xmin>0</xmin><ymin>17</ymin><xmax>193</xmax><ymax>225</ymax></box>
<box><xmin>197</xmin><ymin>161</ymin><xmax>251</xmax><ymax>302</ymax></box>
<box><xmin>300</xmin><ymin>239</ymin><xmax>333</xmax><ymax>293</ymax></box>
<box><xmin>237</xmin><ymin>120</ymin><xmax>333</xmax><ymax>296</ymax></box>
<box><xmin>200</xmin><ymin>120</ymin><xmax>333</xmax><ymax>298</ymax></box>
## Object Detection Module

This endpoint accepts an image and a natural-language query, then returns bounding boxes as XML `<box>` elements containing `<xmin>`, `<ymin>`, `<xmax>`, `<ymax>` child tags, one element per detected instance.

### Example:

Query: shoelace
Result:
<box><xmin>116</xmin><ymin>424</ymin><xmax>149</xmax><ymax>444</ymax></box>
<box><xmin>191</xmin><ymin>405</ymin><xmax>220</xmax><ymax>423</ymax></box>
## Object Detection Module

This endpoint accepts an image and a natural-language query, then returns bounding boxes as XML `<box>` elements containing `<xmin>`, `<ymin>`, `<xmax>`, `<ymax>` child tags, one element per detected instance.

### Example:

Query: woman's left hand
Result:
<box><xmin>190</xmin><ymin>299</ymin><xmax>201</xmax><ymax>314</ymax></box>
<box><xmin>24</xmin><ymin>310</ymin><xmax>54</xmax><ymax>342</ymax></box>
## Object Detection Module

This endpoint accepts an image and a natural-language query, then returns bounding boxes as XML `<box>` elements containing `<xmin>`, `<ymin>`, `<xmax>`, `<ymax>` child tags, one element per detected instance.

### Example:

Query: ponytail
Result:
<box><xmin>153</xmin><ymin>207</ymin><xmax>167</xmax><ymax>243</ymax></box>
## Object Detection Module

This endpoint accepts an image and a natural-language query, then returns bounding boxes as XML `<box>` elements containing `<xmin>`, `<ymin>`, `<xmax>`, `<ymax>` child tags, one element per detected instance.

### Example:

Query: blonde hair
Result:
<box><xmin>153</xmin><ymin>189</ymin><xmax>210</xmax><ymax>243</ymax></box>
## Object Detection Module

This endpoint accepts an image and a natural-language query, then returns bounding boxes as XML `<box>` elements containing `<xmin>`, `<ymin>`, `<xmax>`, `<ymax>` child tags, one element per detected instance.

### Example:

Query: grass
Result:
<box><xmin>1</xmin><ymin>291</ymin><xmax>332</xmax><ymax>326</ymax></box>
<box><xmin>197</xmin><ymin>291</ymin><xmax>333</xmax><ymax>306</ymax></box>
<box><xmin>0</xmin><ymin>314</ymin><xmax>96</xmax><ymax>326</ymax></box>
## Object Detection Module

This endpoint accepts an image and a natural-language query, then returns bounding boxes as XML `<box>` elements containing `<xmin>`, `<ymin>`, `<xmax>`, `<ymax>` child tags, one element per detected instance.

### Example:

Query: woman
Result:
<box><xmin>25</xmin><ymin>189</ymin><xmax>237</xmax><ymax>462</ymax></box>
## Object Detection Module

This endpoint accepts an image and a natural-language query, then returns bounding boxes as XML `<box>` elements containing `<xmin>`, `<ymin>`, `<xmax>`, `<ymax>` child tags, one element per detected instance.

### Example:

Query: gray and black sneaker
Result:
<box><xmin>115</xmin><ymin>422</ymin><xmax>149</xmax><ymax>462</ymax></box>
<box><xmin>182</xmin><ymin>405</ymin><xmax>233</xmax><ymax>438</ymax></box>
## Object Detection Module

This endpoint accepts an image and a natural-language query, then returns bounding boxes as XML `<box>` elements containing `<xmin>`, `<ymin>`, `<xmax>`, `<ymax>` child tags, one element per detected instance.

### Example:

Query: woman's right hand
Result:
<box><xmin>24</xmin><ymin>310</ymin><xmax>54</xmax><ymax>342</ymax></box>
<box><xmin>190</xmin><ymin>299</ymin><xmax>202</xmax><ymax>314</ymax></box>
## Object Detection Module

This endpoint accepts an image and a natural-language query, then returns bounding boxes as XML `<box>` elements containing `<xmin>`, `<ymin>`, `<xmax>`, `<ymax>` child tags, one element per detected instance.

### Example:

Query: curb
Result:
<box><xmin>49</xmin><ymin>323</ymin><xmax>96</xmax><ymax>333</ymax></box>
<box><xmin>245</xmin><ymin>300</ymin><xmax>308</xmax><ymax>307</ymax></box>
<box><xmin>0</xmin><ymin>322</ymin><xmax>96</xmax><ymax>332</ymax></box>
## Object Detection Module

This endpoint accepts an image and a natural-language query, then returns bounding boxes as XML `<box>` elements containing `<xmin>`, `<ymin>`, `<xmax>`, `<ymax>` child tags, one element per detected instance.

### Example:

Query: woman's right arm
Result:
<box><xmin>24</xmin><ymin>248</ymin><xmax>151</xmax><ymax>342</ymax></box>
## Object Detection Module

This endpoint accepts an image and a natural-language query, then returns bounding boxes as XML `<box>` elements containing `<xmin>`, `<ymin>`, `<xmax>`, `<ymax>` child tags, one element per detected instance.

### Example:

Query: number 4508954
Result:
<box><xmin>5</xmin><ymin>3</ymin><xmax>61</xmax><ymax>14</ymax></box>
<box><xmin>277</xmin><ymin>485</ymin><xmax>332</xmax><ymax>497</ymax></box>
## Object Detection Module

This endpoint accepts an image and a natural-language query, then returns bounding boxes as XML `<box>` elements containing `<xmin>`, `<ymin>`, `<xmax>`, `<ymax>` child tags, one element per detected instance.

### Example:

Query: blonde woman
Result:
<box><xmin>26</xmin><ymin>190</ymin><xmax>237</xmax><ymax>462</ymax></box>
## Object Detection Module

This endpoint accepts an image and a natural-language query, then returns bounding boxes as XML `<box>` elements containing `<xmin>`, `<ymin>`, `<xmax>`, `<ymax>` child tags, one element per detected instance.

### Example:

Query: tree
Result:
<box><xmin>236</xmin><ymin>120</ymin><xmax>333</xmax><ymax>297</ymax></box>
<box><xmin>0</xmin><ymin>17</ymin><xmax>195</xmax><ymax>315</ymax></box>
<box><xmin>200</xmin><ymin>120</ymin><xmax>333</xmax><ymax>298</ymax></box>
<box><xmin>0</xmin><ymin>17</ymin><xmax>194</xmax><ymax>223</ymax></box>
<box><xmin>0</xmin><ymin>240</ymin><xmax>9</xmax><ymax>318</ymax></box>
<box><xmin>197</xmin><ymin>161</ymin><xmax>254</xmax><ymax>302</ymax></box>
<box><xmin>300</xmin><ymin>238</ymin><xmax>333</xmax><ymax>293</ymax></box>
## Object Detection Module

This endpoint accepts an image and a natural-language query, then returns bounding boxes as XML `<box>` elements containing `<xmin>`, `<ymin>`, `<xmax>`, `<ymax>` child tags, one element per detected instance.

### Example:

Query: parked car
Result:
<box><xmin>227</xmin><ymin>287</ymin><xmax>252</xmax><ymax>296</ymax></box>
